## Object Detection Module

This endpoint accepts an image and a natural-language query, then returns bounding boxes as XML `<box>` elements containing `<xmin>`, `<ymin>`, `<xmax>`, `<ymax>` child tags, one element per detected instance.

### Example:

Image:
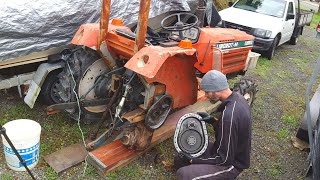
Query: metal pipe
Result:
<box><xmin>98</xmin><ymin>0</ymin><xmax>112</xmax><ymax>51</ymax></box>
<box><xmin>134</xmin><ymin>0</ymin><xmax>151</xmax><ymax>52</ymax></box>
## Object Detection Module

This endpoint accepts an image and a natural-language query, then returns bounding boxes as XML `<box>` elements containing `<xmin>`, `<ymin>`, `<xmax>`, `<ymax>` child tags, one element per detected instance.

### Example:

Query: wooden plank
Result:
<box><xmin>0</xmin><ymin>57</ymin><xmax>47</xmax><ymax>70</ymax></box>
<box><xmin>87</xmin><ymin>98</ymin><xmax>221</xmax><ymax>175</ymax></box>
<box><xmin>0</xmin><ymin>45</ymin><xmax>72</xmax><ymax>69</ymax></box>
<box><xmin>44</xmin><ymin>144</ymin><xmax>87</xmax><ymax>174</ymax></box>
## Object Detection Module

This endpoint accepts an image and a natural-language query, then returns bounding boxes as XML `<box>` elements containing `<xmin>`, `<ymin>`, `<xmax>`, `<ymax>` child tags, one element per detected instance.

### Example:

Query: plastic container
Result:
<box><xmin>1</xmin><ymin>119</ymin><xmax>41</xmax><ymax>171</ymax></box>
<box><xmin>245</xmin><ymin>51</ymin><xmax>261</xmax><ymax>70</ymax></box>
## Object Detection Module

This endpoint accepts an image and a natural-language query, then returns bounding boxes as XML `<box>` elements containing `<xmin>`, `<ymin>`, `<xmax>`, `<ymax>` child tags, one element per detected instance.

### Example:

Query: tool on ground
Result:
<box><xmin>174</xmin><ymin>113</ymin><xmax>209</xmax><ymax>157</ymax></box>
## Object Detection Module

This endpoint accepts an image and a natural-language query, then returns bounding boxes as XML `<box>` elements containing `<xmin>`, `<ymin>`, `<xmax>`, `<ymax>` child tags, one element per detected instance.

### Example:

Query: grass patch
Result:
<box><xmin>156</xmin><ymin>139</ymin><xmax>175</xmax><ymax>166</ymax></box>
<box><xmin>85</xmin><ymin>164</ymin><xmax>99</xmax><ymax>177</ymax></box>
<box><xmin>106</xmin><ymin>162</ymin><xmax>143</xmax><ymax>179</ymax></box>
<box><xmin>0</xmin><ymin>102</ymin><xmax>39</xmax><ymax>125</ymax></box>
<box><xmin>291</xmin><ymin>57</ymin><xmax>311</xmax><ymax>73</ymax></box>
<box><xmin>311</xmin><ymin>12</ymin><xmax>320</xmax><ymax>29</ymax></box>
<box><xmin>0</xmin><ymin>173</ymin><xmax>13</xmax><ymax>180</ymax></box>
<box><xmin>276</xmin><ymin>128</ymin><xmax>290</xmax><ymax>140</ymax></box>
<box><xmin>45</xmin><ymin>166</ymin><xmax>58</xmax><ymax>180</ymax></box>
<box><xmin>267</xmin><ymin>163</ymin><xmax>283</xmax><ymax>178</ymax></box>
<box><xmin>281</xmin><ymin>114</ymin><xmax>300</xmax><ymax>128</ymax></box>
<box><xmin>250</xmin><ymin>57</ymin><xmax>272</xmax><ymax>79</ymax></box>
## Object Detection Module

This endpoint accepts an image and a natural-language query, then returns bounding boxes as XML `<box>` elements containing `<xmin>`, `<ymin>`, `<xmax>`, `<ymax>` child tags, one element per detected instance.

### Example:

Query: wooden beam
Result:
<box><xmin>87</xmin><ymin>99</ymin><xmax>221</xmax><ymax>176</ymax></box>
<box><xmin>0</xmin><ymin>45</ymin><xmax>71</xmax><ymax>69</ymax></box>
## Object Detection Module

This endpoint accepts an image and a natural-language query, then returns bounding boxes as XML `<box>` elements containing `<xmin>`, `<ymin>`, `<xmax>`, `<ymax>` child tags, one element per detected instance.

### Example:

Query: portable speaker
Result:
<box><xmin>173</xmin><ymin>113</ymin><xmax>208</xmax><ymax>157</ymax></box>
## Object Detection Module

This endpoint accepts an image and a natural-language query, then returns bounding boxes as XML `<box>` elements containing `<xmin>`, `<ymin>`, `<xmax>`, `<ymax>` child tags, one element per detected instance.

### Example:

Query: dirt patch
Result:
<box><xmin>0</xmin><ymin>27</ymin><xmax>319</xmax><ymax>179</ymax></box>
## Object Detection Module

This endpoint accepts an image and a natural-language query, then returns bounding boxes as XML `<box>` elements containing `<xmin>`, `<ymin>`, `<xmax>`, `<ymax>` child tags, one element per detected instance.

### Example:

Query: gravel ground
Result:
<box><xmin>0</xmin><ymin>27</ymin><xmax>319</xmax><ymax>179</ymax></box>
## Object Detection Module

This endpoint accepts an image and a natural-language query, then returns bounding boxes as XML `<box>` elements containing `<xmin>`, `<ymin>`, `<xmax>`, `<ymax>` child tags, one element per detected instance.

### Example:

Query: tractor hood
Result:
<box><xmin>219</xmin><ymin>7</ymin><xmax>283</xmax><ymax>31</ymax></box>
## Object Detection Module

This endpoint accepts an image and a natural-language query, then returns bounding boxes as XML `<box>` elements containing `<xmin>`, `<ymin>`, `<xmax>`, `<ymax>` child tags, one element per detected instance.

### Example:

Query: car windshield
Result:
<box><xmin>233</xmin><ymin>0</ymin><xmax>286</xmax><ymax>18</ymax></box>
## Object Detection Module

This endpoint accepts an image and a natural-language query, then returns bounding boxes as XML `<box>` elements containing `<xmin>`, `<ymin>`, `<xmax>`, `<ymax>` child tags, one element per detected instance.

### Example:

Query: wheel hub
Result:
<box><xmin>78</xmin><ymin>59</ymin><xmax>110</xmax><ymax>113</ymax></box>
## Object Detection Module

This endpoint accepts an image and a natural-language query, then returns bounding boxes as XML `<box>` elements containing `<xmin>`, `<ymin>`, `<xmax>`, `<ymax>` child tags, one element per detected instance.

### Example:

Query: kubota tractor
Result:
<box><xmin>27</xmin><ymin>0</ymin><xmax>257</xmax><ymax>150</ymax></box>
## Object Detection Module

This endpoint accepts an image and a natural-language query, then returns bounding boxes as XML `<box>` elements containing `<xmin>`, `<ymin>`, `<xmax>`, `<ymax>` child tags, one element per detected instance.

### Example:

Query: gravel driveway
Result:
<box><xmin>0</xmin><ymin>27</ymin><xmax>319</xmax><ymax>179</ymax></box>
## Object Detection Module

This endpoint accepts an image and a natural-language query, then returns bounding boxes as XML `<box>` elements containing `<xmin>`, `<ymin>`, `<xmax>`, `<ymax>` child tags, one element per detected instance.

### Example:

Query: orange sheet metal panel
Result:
<box><xmin>193</xmin><ymin>27</ymin><xmax>254</xmax><ymax>74</ymax></box>
<box><xmin>106</xmin><ymin>29</ymin><xmax>136</xmax><ymax>59</ymax></box>
<box><xmin>125</xmin><ymin>46</ymin><xmax>198</xmax><ymax>109</ymax></box>
<box><xmin>71</xmin><ymin>23</ymin><xmax>100</xmax><ymax>48</ymax></box>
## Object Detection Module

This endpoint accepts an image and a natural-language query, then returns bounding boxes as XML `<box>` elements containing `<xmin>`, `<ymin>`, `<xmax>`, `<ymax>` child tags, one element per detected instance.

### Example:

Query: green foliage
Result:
<box><xmin>276</xmin><ymin>128</ymin><xmax>290</xmax><ymax>140</ymax></box>
<box><xmin>84</xmin><ymin>164</ymin><xmax>98</xmax><ymax>177</ymax></box>
<box><xmin>0</xmin><ymin>102</ymin><xmax>38</xmax><ymax>125</ymax></box>
<box><xmin>267</xmin><ymin>163</ymin><xmax>283</xmax><ymax>178</ymax></box>
<box><xmin>281</xmin><ymin>114</ymin><xmax>300</xmax><ymax>128</ymax></box>
<box><xmin>311</xmin><ymin>12</ymin><xmax>320</xmax><ymax>29</ymax></box>
<box><xmin>45</xmin><ymin>166</ymin><xmax>58</xmax><ymax>180</ymax></box>
<box><xmin>106</xmin><ymin>162</ymin><xmax>143</xmax><ymax>179</ymax></box>
<box><xmin>0</xmin><ymin>173</ymin><xmax>13</xmax><ymax>180</ymax></box>
<box><xmin>250</xmin><ymin>57</ymin><xmax>272</xmax><ymax>79</ymax></box>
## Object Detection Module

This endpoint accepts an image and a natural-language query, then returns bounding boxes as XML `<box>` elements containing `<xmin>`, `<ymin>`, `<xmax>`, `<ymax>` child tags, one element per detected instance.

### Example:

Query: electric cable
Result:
<box><xmin>66</xmin><ymin>61</ymin><xmax>88</xmax><ymax>177</ymax></box>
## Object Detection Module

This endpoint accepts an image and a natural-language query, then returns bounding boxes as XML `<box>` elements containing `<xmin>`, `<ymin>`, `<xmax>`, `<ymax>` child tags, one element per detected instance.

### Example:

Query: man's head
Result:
<box><xmin>200</xmin><ymin>70</ymin><xmax>231</xmax><ymax>102</ymax></box>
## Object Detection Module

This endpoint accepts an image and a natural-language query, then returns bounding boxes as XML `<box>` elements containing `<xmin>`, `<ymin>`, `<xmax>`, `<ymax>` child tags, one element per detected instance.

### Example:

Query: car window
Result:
<box><xmin>234</xmin><ymin>0</ymin><xmax>286</xmax><ymax>18</ymax></box>
<box><xmin>287</xmin><ymin>2</ymin><xmax>293</xmax><ymax>14</ymax></box>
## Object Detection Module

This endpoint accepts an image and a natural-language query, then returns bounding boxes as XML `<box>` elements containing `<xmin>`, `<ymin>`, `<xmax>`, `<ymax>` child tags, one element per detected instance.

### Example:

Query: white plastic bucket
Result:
<box><xmin>1</xmin><ymin>119</ymin><xmax>41</xmax><ymax>171</ymax></box>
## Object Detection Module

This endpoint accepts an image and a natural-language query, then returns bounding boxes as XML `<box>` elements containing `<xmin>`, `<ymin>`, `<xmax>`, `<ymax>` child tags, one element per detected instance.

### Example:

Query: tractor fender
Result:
<box><xmin>125</xmin><ymin>46</ymin><xmax>198</xmax><ymax>109</ymax></box>
<box><xmin>71</xmin><ymin>23</ymin><xmax>100</xmax><ymax>49</ymax></box>
<box><xmin>124</xmin><ymin>46</ymin><xmax>196</xmax><ymax>78</ymax></box>
<box><xmin>24</xmin><ymin>62</ymin><xmax>64</xmax><ymax>108</ymax></box>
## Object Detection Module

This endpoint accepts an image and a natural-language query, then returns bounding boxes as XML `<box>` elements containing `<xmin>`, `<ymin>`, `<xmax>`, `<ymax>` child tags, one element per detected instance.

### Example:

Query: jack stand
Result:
<box><xmin>0</xmin><ymin>125</ymin><xmax>36</xmax><ymax>180</ymax></box>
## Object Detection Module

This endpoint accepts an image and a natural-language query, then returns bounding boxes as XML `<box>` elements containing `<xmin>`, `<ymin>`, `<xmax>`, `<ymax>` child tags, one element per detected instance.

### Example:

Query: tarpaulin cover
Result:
<box><xmin>0</xmin><ymin>0</ymin><xmax>196</xmax><ymax>61</ymax></box>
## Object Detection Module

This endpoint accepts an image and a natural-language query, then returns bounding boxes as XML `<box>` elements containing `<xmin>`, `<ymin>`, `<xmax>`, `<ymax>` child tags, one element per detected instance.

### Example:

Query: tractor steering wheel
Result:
<box><xmin>161</xmin><ymin>12</ymin><xmax>199</xmax><ymax>32</ymax></box>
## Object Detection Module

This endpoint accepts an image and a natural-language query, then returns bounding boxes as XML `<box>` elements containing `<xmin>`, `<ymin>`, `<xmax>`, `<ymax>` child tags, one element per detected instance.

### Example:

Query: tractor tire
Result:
<box><xmin>233</xmin><ymin>76</ymin><xmax>258</xmax><ymax>107</ymax></box>
<box><xmin>56</xmin><ymin>46</ymin><xmax>110</xmax><ymax>124</ymax></box>
<box><xmin>265</xmin><ymin>36</ymin><xmax>279</xmax><ymax>60</ymax></box>
<box><xmin>39</xmin><ymin>69</ymin><xmax>63</xmax><ymax>105</ymax></box>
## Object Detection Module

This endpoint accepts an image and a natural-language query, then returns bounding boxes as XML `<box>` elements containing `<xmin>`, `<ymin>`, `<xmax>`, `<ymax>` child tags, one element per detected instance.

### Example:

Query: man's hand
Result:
<box><xmin>178</xmin><ymin>152</ymin><xmax>193</xmax><ymax>164</ymax></box>
<box><xmin>196</xmin><ymin>112</ymin><xmax>213</xmax><ymax>124</ymax></box>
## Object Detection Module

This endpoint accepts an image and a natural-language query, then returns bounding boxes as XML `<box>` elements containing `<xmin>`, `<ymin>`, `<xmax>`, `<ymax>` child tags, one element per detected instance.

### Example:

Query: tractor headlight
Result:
<box><xmin>253</xmin><ymin>28</ymin><xmax>272</xmax><ymax>38</ymax></box>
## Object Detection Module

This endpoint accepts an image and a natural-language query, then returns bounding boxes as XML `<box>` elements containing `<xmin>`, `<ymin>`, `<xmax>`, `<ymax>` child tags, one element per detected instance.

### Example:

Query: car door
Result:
<box><xmin>281</xmin><ymin>1</ymin><xmax>295</xmax><ymax>44</ymax></box>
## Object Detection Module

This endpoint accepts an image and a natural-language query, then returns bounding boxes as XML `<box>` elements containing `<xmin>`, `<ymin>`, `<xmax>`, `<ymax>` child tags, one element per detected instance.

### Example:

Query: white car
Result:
<box><xmin>219</xmin><ymin>0</ymin><xmax>313</xmax><ymax>59</ymax></box>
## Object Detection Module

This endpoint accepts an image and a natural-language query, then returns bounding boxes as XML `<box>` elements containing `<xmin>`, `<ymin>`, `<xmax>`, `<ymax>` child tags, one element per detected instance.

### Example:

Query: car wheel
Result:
<box><xmin>39</xmin><ymin>70</ymin><xmax>63</xmax><ymax>105</ymax></box>
<box><xmin>289</xmin><ymin>29</ymin><xmax>300</xmax><ymax>45</ymax></box>
<box><xmin>266</xmin><ymin>36</ymin><xmax>279</xmax><ymax>60</ymax></box>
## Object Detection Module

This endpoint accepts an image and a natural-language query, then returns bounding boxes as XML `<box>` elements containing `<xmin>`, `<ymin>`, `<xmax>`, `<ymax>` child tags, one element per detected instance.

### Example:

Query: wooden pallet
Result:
<box><xmin>87</xmin><ymin>99</ymin><xmax>221</xmax><ymax>176</ymax></box>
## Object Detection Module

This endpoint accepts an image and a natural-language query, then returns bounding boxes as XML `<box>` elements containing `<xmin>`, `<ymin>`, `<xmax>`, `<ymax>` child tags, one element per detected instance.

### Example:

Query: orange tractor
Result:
<box><xmin>33</xmin><ymin>0</ymin><xmax>256</xmax><ymax>149</ymax></box>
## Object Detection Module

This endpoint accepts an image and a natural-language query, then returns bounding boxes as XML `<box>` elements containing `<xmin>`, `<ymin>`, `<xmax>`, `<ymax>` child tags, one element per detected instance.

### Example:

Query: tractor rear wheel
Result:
<box><xmin>56</xmin><ymin>47</ymin><xmax>112</xmax><ymax>123</ymax></box>
<box><xmin>233</xmin><ymin>76</ymin><xmax>257</xmax><ymax>107</ymax></box>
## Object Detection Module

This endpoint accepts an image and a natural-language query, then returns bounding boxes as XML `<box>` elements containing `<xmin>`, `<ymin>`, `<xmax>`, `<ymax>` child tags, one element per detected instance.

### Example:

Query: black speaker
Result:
<box><xmin>174</xmin><ymin>113</ymin><xmax>208</xmax><ymax>157</ymax></box>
